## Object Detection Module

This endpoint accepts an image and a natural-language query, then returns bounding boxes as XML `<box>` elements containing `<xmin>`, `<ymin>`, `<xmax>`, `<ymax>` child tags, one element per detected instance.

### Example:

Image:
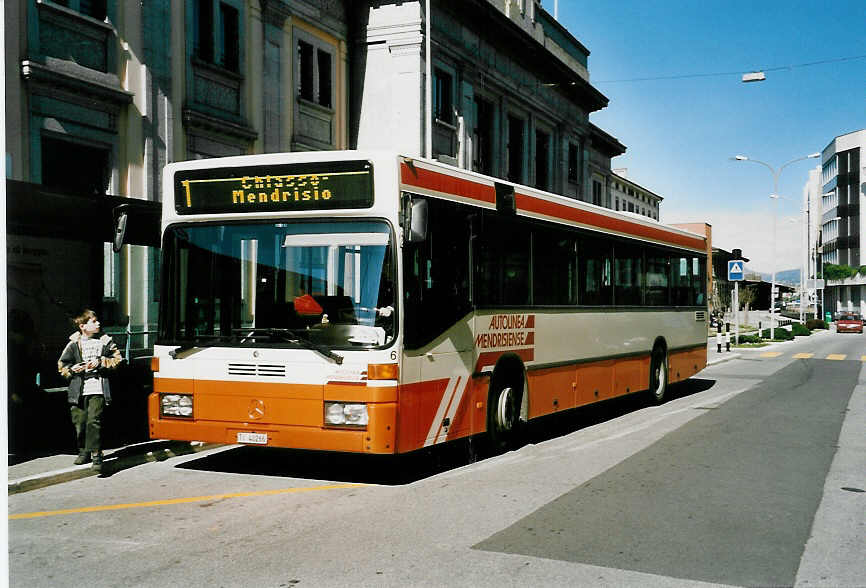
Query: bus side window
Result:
<box><xmin>579</xmin><ymin>235</ymin><xmax>613</xmax><ymax>305</ymax></box>
<box><xmin>403</xmin><ymin>199</ymin><xmax>471</xmax><ymax>348</ymax></box>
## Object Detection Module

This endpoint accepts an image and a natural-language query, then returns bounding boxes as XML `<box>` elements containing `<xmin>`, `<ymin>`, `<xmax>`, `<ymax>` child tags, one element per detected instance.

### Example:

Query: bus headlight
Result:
<box><xmin>160</xmin><ymin>394</ymin><xmax>193</xmax><ymax>418</ymax></box>
<box><xmin>324</xmin><ymin>402</ymin><xmax>368</xmax><ymax>427</ymax></box>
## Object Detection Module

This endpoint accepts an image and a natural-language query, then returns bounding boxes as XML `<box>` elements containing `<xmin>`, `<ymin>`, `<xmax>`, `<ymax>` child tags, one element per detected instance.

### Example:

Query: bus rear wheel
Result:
<box><xmin>648</xmin><ymin>347</ymin><xmax>668</xmax><ymax>404</ymax></box>
<box><xmin>487</xmin><ymin>379</ymin><xmax>521</xmax><ymax>451</ymax></box>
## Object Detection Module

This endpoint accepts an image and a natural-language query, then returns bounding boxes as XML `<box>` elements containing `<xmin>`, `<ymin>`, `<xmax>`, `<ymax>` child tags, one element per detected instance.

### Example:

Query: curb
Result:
<box><xmin>8</xmin><ymin>441</ymin><xmax>223</xmax><ymax>495</ymax></box>
<box><xmin>707</xmin><ymin>352</ymin><xmax>741</xmax><ymax>366</ymax></box>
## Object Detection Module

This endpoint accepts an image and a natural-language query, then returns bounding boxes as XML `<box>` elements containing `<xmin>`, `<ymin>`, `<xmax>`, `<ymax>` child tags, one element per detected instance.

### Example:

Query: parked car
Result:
<box><xmin>836</xmin><ymin>313</ymin><xmax>863</xmax><ymax>334</ymax></box>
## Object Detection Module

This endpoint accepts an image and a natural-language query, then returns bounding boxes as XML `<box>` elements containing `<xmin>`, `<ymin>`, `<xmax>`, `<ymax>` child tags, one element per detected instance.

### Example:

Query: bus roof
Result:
<box><xmin>162</xmin><ymin>150</ymin><xmax>708</xmax><ymax>254</ymax></box>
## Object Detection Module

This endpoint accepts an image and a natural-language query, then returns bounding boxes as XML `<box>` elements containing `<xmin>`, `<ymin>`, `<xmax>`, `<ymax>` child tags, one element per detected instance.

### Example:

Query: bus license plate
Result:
<box><xmin>237</xmin><ymin>432</ymin><xmax>267</xmax><ymax>445</ymax></box>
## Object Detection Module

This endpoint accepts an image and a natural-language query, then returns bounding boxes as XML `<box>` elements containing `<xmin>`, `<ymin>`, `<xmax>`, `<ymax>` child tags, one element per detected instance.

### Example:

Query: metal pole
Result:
<box><xmin>734</xmin><ymin>280</ymin><xmax>739</xmax><ymax>345</ymax></box>
<box><xmin>770</xmin><ymin>170</ymin><xmax>778</xmax><ymax>340</ymax></box>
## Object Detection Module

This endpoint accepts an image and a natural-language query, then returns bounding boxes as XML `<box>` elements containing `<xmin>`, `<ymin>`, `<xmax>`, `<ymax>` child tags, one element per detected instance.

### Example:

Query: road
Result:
<box><xmin>8</xmin><ymin>330</ymin><xmax>865</xmax><ymax>587</ymax></box>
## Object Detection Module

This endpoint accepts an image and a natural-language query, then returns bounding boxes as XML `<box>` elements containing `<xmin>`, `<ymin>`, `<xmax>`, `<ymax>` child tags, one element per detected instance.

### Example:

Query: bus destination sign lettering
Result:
<box><xmin>175</xmin><ymin>160</ymin><xmax>373</xmax><ymax>214</ymax></box>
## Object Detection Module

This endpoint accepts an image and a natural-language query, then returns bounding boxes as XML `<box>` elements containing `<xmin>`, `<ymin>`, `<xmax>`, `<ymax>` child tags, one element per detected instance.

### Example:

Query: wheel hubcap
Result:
<box><xmin>496</xmin><ymin>386</ymin><xmax>514</xmax><ymax>430</ymax></box>
<box><xmin>655</xmin><ymin>363</ymin><xmax>665</xmax><ymax>397</ymax></box>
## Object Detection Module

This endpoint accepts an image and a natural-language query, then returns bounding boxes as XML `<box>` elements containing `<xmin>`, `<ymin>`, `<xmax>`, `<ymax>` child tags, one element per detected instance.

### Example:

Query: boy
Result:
<box><xmin>58</xmin><ymin>310</ymin><xmax>123</xmax><ymax>472</ymax></box>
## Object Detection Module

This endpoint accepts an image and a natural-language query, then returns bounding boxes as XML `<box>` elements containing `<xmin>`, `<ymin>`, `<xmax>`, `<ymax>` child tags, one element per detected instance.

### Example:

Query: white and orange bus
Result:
<box><xmin>148</xmin><ymin>150</ymin><xmax>708</xmax><ymax>453</ymax></box>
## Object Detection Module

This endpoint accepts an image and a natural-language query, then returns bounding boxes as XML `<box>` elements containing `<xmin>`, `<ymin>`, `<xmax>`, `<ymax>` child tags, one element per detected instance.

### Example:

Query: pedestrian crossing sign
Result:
<box><xmin>728</xmin><ymin>260</ymin><xmax>744</xmax><ymax>281</ymax></box>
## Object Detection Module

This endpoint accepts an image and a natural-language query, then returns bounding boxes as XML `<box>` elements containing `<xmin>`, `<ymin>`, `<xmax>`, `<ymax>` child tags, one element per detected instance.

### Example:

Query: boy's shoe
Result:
<box><xmin>91</xmin><ymin>452</ymin><xmax>103</xmax><ymax>473</ymax></box>
<box><xmin>74</xmin><ymin>451</ymin><xmax>90</xmax><ymax>465</ymax></box>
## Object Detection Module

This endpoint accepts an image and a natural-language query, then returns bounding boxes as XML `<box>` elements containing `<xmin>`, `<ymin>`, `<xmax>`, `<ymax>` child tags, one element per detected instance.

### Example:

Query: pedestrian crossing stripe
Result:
<box><xmin>746</xmin><ymin>352</ymin><xmax>857</xmax><ymax>361</ymax></box>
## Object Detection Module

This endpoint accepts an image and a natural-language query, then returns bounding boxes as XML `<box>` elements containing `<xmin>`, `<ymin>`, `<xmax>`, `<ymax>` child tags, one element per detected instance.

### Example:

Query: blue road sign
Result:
<box><xmin>728</xmin><ymin>260</ymin><xmax>745</xmax><ymax>281</ymax></box>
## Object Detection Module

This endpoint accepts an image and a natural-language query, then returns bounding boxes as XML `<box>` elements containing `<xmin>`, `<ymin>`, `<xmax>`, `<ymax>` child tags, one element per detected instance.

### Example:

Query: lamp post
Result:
<box><xmin>732</xmin><ymin>153</ymin><xmax>821</xmax><ymax>339</ymax></box>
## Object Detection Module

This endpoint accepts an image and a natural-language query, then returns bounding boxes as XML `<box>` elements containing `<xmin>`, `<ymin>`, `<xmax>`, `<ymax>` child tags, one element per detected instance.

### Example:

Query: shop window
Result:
<box><xmin>41</xmin><ymin>136</ymin><xmax>110</xmax><ymax>196</ymax></box>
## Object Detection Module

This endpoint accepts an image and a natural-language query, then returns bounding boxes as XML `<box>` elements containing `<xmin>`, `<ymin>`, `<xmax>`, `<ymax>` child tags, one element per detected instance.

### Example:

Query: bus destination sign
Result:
<box><xmin>174</xmin><ymin>160</ymin><xmax>373</xmax><ymax>214</ymax></box>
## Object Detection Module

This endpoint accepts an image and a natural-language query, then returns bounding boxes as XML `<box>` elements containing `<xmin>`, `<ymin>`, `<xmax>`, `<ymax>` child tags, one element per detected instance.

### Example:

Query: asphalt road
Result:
<box><xmin>8</xmin><ymin>330</ymin><xmax>865</xmax><ymax>587</ymax></box>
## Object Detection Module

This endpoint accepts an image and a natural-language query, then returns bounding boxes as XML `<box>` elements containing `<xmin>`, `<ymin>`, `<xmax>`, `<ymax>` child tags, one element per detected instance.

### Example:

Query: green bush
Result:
<box><xmin>824</xmin><ymin>264</ymin><xmax>858</xmax><ymax>280</ymax></box>
<box><xmin>761</xmin><ymin>327</ymin><xmax>794</xmax><ymax>341</ymax></box>
<box><xmin>791</xmin><ymin>323</ymin><xmax>811</xmax><ymax>336</ymax></box>
<box><xmin>737</xmin><ymin>334</ymin><xmax>763</xmax><ymax>344</ymax></box>
<box><xmin>805</xmin><ymin>319</ymin><xmax>827</xmax><ymax>330</ymax></box>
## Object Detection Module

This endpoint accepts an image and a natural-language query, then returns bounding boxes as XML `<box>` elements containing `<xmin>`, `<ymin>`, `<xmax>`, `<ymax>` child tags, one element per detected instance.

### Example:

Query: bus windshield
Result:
<box><xmin>159</xmin><ymin>220</ymin><xmax>396</xmax><ymax>349</ymax></box>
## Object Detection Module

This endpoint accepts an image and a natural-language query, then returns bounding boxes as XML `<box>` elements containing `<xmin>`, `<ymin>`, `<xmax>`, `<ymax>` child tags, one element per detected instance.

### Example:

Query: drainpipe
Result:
<box><xmin>424</xmin><ymin>0</ymin><xmax>432</xmax><ymax>159</ymax></box>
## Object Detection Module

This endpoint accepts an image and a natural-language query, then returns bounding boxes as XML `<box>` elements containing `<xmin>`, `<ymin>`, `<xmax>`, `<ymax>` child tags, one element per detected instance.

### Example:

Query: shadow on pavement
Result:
<box><xmin>176</xmin><ymin>378</ymin><xmax>718</xmax><ymax>486</ymax></box>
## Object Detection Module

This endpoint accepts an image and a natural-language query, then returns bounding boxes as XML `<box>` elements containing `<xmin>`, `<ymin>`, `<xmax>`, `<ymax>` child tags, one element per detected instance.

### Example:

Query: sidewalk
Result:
<box><xmin>8</xmin><ymin>440</ymin><xmax>221</xmax><ymax>495</ymax></box>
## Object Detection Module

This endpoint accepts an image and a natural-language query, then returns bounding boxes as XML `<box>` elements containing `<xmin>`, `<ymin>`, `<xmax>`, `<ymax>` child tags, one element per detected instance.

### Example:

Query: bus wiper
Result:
<box><xmin>232</xmin><ymin>328</ymin><xmax>344</xmax><ymax>365</ymax></box>
<box><xmin>169</xmin><ymin>334</ymin><xmax>238</xmax><ymax>359</ymax></box>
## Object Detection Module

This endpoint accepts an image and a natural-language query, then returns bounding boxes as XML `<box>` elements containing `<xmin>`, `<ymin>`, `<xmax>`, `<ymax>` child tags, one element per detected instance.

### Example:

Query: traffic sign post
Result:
<box><xmin>728</xmin><ymin>259</ymin><xmax>745</xmax><ymax>345</ymax></box>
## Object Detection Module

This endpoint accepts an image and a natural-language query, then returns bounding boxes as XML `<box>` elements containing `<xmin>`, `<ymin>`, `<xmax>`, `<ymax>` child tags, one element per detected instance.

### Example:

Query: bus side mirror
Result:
<box><xmin>112</xmin><ymin>210</ymin><xmax>128</xmax><ymax>253</ymax></box>
<box><xmin>404</xmin><ymin>198</ymin><xmax>428</xmax><ymax>243</ymax></box>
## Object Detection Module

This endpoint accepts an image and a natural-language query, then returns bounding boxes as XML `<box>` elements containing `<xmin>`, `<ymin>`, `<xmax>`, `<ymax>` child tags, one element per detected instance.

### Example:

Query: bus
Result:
<box><xmin>147</xmin><ymin>150</ymin><xmax>708</xmax><ymax>453</ymax></box>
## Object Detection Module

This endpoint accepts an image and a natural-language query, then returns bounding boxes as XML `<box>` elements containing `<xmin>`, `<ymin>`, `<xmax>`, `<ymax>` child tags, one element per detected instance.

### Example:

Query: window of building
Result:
<box><xmin>54</xmin><ymin>0</ymin><xmax>107</xmax><ymax>20</ymax></box>
<box><xmin>472</xmin><ymin>97</ymin><xmax>494</xmax><ymax>176</ymax></box>
<box><xmin>433</xmin><ymin>69</ymin><xmax>453</xmax><ymax>124</ymax></box>
<box><xmin>218</xmin><ymin>3</ymin><xmax>239</xmax><ymax>72</ymax></box>
<box><xmin>592</xmin><ymin>180</ymin><xmax>602</xmax><ymax>206</ymax></box>
<box><xmin>194</xmin><ymin>0</ymin><xmax>214</xmax><ymax>63</ymax></box>
<box><xmin>195</xmin><ymin>0</ymin><xmax>240</xmax><ymax>72</ymax></box>
<box><xmin>535</xmin><ymin>129</ymin><xmax>550</xmax><ymax>191</ymax></box>
<box><xmin>297</xmin><ymin>40</ymin><xmax>314</xmax><ymax>102</ymax></box>
<box><xmin>297</xmin><ymin>37</ymin><xmax>334</xmax><ymax>108</ymax></box>
<box><xmin>507</xmin><ymin>115</ymin><xmax>525</xmax><ymax>183</ymax></box>
<box><xmin>567</xmin><ymin>141</ymin><xmax>581</xmax><ymax>183</ymax></box>
<box><xmin>615</xmin><ymin>197</ymin><xmax>619</xmax><ymax>211</ymax></box>
<box><xmin>627</xmin><ymin>202</ymin><xmax>634</xmax><ymax>213</ymax></box>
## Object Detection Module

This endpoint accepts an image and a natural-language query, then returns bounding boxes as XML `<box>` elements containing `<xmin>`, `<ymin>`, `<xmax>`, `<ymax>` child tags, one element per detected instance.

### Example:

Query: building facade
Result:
<box><xmin>352</xmin><ymin>0</ymin><xmax>623</xmax><ymax>202</ymax></box>
<box><xmin>6</xmin><ymin>0</ymin><xmax>625</xmax><ymax>392</ymax></box>
<box><xmin>611</xmin><ymin>168</ymin><xmax>662</xmax><ymax>220</ymax></box>
<box><xmin>820</xmin><ymin>129</ymin><xmax>866</xmax><ymax>316</ymax></box>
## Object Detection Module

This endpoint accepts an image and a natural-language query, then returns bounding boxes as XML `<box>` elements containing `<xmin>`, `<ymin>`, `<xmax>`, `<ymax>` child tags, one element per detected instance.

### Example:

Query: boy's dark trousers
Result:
<box><xmin>70</xmin><ymin>394</ymin><xmax>105</xmax><ymax>453</ymax></box>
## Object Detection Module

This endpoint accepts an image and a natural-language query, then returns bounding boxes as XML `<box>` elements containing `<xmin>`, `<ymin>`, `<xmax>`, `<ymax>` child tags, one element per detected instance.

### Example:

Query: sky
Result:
<box><xmin>557</xmin><ymin>1</ymin><xmax>866</xmax><ymax>274</ymax></box>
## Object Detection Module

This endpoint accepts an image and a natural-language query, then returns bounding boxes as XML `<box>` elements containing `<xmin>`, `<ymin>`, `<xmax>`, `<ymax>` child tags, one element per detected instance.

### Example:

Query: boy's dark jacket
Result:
<box><xmin>57</xmin><ymin>332</ymin><xmax>123</xmax><ymax>404</ymax></box>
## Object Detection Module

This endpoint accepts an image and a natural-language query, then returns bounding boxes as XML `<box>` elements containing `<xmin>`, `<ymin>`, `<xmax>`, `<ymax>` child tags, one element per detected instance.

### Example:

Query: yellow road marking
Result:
<box><xmin>793</xmin><ymin>353</ymin><xmax>814</xmax><ymax>359</ymax></box>
<box><xmin>9</xmin><ymin>483</ymin><xmax>365</xmax><ymax>520</ymax></box>
<box><xmin>826</xmin><ymin>354</ymin><xmax>847</xmax><ymax>361</ymax></box>
<box><xmin>760</xmin><ymin>352</ymin><xmax>783</xmax><ymax>358</ymax></box>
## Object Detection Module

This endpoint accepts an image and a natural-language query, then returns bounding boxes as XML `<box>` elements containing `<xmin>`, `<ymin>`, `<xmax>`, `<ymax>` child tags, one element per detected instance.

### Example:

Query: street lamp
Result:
<box><xmin>732</xmin><ymin>152</ymin><xmax>821</xmax><ymax>339</ymax></box>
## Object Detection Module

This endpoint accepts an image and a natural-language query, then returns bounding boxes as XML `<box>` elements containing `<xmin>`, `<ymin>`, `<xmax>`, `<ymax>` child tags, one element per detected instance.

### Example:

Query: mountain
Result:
<box><xmin>750</xmin><ymin>268</ymin><xmax>801</xmax><ymax>285</ymax></box>
<box><xmin>741</xmin><ymin>267</ymin><xmax>801</xmax><ymax>285</ymax></box>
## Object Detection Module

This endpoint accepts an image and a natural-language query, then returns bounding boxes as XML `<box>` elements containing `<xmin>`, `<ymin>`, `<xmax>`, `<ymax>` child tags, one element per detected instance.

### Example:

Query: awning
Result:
<box><xmin>6</xmin><ymin>180</ymin><xmax>161</xmax><ymax>247</ymax></box>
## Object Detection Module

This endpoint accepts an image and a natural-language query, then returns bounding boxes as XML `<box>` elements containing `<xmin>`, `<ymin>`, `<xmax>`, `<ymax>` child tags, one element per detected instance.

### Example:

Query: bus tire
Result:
<box><xmin>487</xmin><ymin>368</ymin><xmax>523</xmax><ymax>451</ymax></box>
<box><xmin>648</xmin><ymin>345</ymin><xmax>668</xmax><ymax>404</ymax></box>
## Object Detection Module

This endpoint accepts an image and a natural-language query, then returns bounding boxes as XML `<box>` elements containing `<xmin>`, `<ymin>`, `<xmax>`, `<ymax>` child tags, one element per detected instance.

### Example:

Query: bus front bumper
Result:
<box><xmin>148</xmin><ymin>392</ymin><xmax>398</xmax><ymax>454</ymax></box>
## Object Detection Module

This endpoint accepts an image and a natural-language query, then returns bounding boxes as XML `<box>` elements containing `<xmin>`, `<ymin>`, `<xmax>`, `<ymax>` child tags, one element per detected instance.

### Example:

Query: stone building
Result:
<box><xmin>5</xmin><ymin>0</ymin><xmax>625</xmax><ymax>394</ymax></box>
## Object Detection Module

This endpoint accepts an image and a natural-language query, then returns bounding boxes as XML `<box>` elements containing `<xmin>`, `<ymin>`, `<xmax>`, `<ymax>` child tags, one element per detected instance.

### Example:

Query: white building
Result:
<box><xmin>611</xmin><ymin>168</ymin><xmax>662</xmax><ymax>220</ymax></box>
<box><xmin>815</xmin><ymin>129</ymin><xmax>866</xmax><ymax>316</ymax></box>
